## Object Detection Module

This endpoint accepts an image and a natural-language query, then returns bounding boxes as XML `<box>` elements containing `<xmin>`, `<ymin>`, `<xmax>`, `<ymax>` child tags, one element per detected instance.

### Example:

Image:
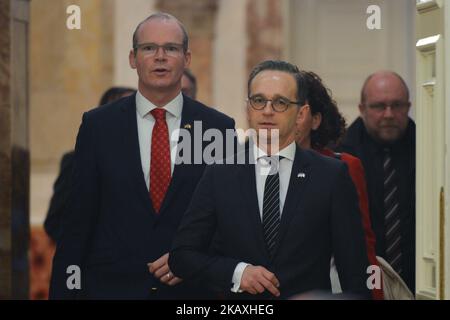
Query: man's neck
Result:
<box><xmin>138</xmin><ymin>84</ymin><xmax>181</xmax><ymax>107</ymax></box>
<box><xmin>256</xmin><ymin>139</ymin><xmax>294</xmax><ymax>156</ymax></box>
<box><xmin>296</xmin><ymin>138</ymin><xmax>311</xmax><ymax>150</ymax></box>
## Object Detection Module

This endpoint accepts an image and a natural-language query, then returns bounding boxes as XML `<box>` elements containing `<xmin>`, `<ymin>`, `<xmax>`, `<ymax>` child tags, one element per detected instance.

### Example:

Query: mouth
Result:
<box><xmin>153</xmin><ymin>67</ymin><xmax>170</xmax><ymax>76</ymax></box>
<box><xmin>259</xmin><ymin>122</ymin><xmax>277</xmax><ymax>129</ymax></box>
<box><xmin>380</xmin><ymin>125</ymin><xmax>398</xmax><ymax>130</ymax></box>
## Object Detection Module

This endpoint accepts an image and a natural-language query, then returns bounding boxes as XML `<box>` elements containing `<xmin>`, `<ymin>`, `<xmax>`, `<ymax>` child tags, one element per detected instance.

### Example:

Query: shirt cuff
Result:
<box><xmin>231</xmin><ymin>262</ymin><xmax>250</xmax><ymax>293</ymax></box>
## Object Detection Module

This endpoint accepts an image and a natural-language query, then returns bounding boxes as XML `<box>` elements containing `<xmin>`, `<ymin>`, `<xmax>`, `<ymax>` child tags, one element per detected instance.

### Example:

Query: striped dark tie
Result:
<box><xmin>262</xmin><ymin>157</ymin><xmax>281</xmax><ymax>259</ymax></box>
<box><xmin>383</xmin><ymin>148</ymin><xmax>402</xmax><ymax>275</ymax></box>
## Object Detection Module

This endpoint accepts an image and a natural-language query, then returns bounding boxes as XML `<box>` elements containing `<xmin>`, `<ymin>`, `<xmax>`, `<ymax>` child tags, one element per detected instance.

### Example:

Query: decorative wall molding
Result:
<box><xmin>416</xmin><ymin>0</ymin><xmax>442</xmax><ymax>14</ymax></box>
<box><xmin>415</xmin><ymin>32</ymin><xmax>444</xmax><ymax>300</ymax></box>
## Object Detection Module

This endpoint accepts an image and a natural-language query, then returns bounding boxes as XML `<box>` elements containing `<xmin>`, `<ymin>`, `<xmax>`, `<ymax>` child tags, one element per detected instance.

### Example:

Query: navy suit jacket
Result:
<box><xmin>169</xmin><ymin>146</ymin><xmax>371</xmax><ymax>299</ymax></box>
<box><xmin>49</xmin><ymin>94</ymin><xmax>235</xmax><ymax>299</ymax></box>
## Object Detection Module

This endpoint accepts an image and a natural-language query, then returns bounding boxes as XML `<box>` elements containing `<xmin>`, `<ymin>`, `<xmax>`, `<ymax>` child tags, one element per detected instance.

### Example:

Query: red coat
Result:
<box><xmin>318</xmin><ymin>148</ymin><xmax>384</xmax><ymax>300</ymax></box>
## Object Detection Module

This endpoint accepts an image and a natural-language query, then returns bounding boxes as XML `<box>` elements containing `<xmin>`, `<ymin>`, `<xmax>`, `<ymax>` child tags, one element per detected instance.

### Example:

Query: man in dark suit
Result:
<box><xmin>49</xmin><ymin>13</ymin><xmax>235</xmax><ymax>299</ymax></box>
<box><xmin>169</xmin><ymin>60</ymin><xmax>370</xmax><ymax>299</ymax></box>
<box><xmin>339</xmin><ymin>71</ymin><xmax>415</xmax><ymax>292</ymax></box>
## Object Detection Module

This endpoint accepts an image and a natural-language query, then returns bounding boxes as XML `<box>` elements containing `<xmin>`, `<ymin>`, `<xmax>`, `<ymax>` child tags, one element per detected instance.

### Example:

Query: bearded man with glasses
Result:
<box><xmin>339</xmin><ymin>71</ymin><xmax>416</xmax><ymax>293</ymax></box>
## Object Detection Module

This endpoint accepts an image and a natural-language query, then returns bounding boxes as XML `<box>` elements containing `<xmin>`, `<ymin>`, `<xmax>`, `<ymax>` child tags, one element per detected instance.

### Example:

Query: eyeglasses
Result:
<box><xmin>247</xmin><ymin>95</ymin><xmax>301</xmax><ymax>113</ymax></box>
<box><xmin>367</xmin><ymin>101</ymin><xmax>410</xmax><ymax>113</ymax></box>
<box><xmin>134</xmin><ymin>43</ymin><xmax>185</xmax><ymax>57</ymax></box>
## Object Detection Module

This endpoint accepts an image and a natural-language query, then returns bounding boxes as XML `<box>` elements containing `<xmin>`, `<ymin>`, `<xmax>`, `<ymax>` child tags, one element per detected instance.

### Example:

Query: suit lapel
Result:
<box><xmin>121</xmin><ymin>95</ymin><xmax>156</xmax><ymax>218</ymax></box>
<box><xmin>158</xmin><ymin>96</ymin><xmax>199</xmax><ymax>215</ymax></box>
<box><xmin>273</xmin><ymin>146</ymin><xmax>312</xmax><ymax>256</ymax></box>
<box><xmin>237</xmin><ymin>156</ymin><xmax>271</xmax><ymax>262</ymax></box>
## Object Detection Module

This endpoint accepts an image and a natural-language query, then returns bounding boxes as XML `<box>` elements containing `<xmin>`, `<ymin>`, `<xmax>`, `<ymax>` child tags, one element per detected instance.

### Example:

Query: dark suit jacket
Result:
<box><xmin>44</xmin><ymin>151</ymin><xmax>74</xmax><ymax>243</ymax></box>
<box><xmin>318</xmin><ymin>148</ymin><xmax>382</xmax><ymax>300</ymax></box>
<box><xmin>49</xmin><ymin>94</ymin><xmax>235</xmax><ymax>299</ymax></box>
<box><xmin>339</xmin><ymin>117</ymin><xmax>416</xmax><ymax>291</ymax></box>
<box><xmin>169</xmin><ymin>146</ymin><xmax>371</xmax><ymax>299</ymax></box>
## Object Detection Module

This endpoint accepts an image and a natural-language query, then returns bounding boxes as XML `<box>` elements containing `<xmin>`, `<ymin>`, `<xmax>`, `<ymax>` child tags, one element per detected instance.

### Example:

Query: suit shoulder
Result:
<box><xmin>186</xmin><ymin>97</ymin><xmax>234</xmax><ymax>126</ymax></box>
<box><xmin>60</xmin><ymin>151</ymin><xmax>75</xmax><ymax>169</ymax></box>
<box><xmin>61</xmin><ymin>151</ymin><xmax>75</xmax><ymax>163</ymax></box>
<box><xmin>303</xmin><ymin>148</ymin><xmax>345</xmax><ymax>170</ymax></box>
<box><xmin>339</xmin><ymin>118</ymin><xmax>365</xmax><ymax>149</ymax></box>
<box><xmin>340</xmin><ymin>152</ymin><xmax>362</xmax><ymax>167</ymax></box>
<box><xmin>83</xmin><ymin>94</ymin><xmax>133</xmax><ymax>121</ymax></box>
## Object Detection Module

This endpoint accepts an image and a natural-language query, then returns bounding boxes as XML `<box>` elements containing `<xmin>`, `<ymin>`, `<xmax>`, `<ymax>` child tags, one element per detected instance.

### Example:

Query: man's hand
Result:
<box><xmin>148</xmin><ymin>253</ymin><xmax>183</xmax><ymax>286</ymax></box>
<box><xmin>240</xmin><ymin>265</ymin><xmax>280</xmax><ymax>297</ymax></box>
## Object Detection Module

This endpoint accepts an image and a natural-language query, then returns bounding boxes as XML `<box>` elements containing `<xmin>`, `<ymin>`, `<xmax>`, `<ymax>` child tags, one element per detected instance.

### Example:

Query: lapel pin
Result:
<box><xmin>297</xmin><ymin>172</ymin><xmax>306</xmax><ymax>178</ymax></box>
<box><xmin>183</xmin><ymin>123</ymin><xmax>192</xmax><ymax>129</ymax></box>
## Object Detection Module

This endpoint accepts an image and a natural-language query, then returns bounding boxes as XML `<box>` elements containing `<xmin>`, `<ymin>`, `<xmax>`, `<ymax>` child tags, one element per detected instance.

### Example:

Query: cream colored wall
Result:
<box><xmin>286</xmin><ymin>0</ymin><xmax>416</xmax><ymax>124</ymax></box>
<box><xmin>213</xmin><ymin>0</ymin><xmax>248</xmax><ymax>135</ymax></box>
<box><xmin>30</xmin><ymin>0</ymin><xmax>115</xmax><ymax>225</ymax></box>
<box><xmin>415</xmin><ymin>0</ymin><xmax>450</xmax><ymax>300</ymax></box>
<box><xmin>445</xmin><ymin>1</ymin><xmax>450</xmax><ymax>299</ymax></box>
<box><xmin>113</xmin><ymin>0</ymin><xmax>155</xmax><ymax>87</ymax></box>
<box><xmin>30</xmin><ymin>0</ymin><xmax>418</xmax><ymax>226</ymax></box>
<box><xmin>30</xmin><ymin>0</ymin><xmax>247</xmax><ymax>225</ymax></box>
<box><xmin>30</xmin><ymin>0</ymin><xmax>156</xmax><ymax>225</ymax></box>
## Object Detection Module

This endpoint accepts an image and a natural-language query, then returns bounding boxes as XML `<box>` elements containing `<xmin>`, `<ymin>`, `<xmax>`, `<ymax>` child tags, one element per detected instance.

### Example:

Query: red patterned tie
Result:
<box><xmin>150</xmin><ymin>108</ymin><xmax>171</xmax><ymax>213</ymax></box>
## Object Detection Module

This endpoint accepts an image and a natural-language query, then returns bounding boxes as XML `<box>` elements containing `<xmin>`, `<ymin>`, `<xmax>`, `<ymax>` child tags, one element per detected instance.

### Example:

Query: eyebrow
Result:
<box><xmin>137</xmin><ymin>42</ymin><xmax>182</xmax><ymax>46</ymax></box>
<box><xmin>250</xmin><ymin>93</ymin><xmax>291</xmax><ymax>99</ymax></box>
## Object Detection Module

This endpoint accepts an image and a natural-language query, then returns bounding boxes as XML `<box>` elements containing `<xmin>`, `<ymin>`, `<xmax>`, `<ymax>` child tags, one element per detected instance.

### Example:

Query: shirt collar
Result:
<box><xmin>135</xmin><ymin>90</ymin><xmax>183</xmax><ymax>119</ymax></box>
<box><xmin>252</xmin><ymin>140</ymin><xmax>296</xmax><ymax>162</ymax></box>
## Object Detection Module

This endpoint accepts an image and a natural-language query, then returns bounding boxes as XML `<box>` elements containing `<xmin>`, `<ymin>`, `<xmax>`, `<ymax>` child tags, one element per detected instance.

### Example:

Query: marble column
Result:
<box><xmin>0</xmin><ymin>0</ymin><xmax>30</xmax><ymax>299</ymax></box>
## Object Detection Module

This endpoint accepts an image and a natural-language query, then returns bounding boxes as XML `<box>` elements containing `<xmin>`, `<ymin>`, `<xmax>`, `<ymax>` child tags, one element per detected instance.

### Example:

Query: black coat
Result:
<box><xmin>339</xmin><ymin>117</ymin><xmax>416</xmax><ymax>292</ymax></box>
<box><xmin>44</xmin><ymin>151</ymin><xmax>74</xmax><ymax>243</ymax></box>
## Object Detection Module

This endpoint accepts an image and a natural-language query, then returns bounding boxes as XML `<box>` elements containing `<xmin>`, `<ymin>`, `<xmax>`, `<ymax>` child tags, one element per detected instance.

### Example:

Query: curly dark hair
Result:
<box><xmin>301</xmin><ymin>71</ymin><xmax>346</xmax><ymax>149</ymax></box>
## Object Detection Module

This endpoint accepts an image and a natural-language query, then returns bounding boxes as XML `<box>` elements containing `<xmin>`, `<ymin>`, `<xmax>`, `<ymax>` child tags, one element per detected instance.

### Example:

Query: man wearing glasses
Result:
<box><xmin>340</xmin><ymin>71</ymin><xmax>416</xmax><ymax>292</ymax></box>
<box><xmin>49</xmin><ymin>13</ymin><xmax>235</xmax><ymax>299</ymax></box>
<box><xmin>169</xmin><ymin>60</ymin><xmax>371</xmax><ymax>299</ymax></box>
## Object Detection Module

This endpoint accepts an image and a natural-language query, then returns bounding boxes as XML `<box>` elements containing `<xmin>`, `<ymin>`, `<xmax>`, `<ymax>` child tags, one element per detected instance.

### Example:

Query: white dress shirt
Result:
<box><xmin>231</xmin><ymin>141</ymin><xmax>296</xmax><ymax>293</ymax></box>
<box><xmin>135</xmin><ymin>91</ymin><xmax>183</xmax><ymax>190</ymax></box>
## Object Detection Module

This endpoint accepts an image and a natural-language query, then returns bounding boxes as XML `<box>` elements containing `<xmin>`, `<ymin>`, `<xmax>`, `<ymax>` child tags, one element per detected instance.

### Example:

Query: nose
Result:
<box><xmin>262</xmin><ymin>100</ymin><xmax>275</xmax><ymax>115</ymax></box>
<box><xmin>383</xmin><ymin>106</ymin><xmax>394</xmax><ymax>118</ymax></box>
<box><xmin>154</xmin><ymin>47</ymin><xmax>167</xmax><ymax>60</ymax></box>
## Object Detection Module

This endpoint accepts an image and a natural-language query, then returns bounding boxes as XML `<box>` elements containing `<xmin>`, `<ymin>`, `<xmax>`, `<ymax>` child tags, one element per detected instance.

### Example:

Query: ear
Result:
<box><xmin>246</xmin><ymin>101</ymin><xmax>251</xmax><ymax>122</ymax></box>
<box><xmin>311</xmin><ymin>112</ymin><xmax>322</xmax><ymax>130</ymax></box>
<box><xmin>184</xmin><ymin>50</ymin><xmax>192</xmax><ymax>68</ymax></box>
<box><xmin>129</xmin><ymin>50</ymin><xmax>137</xmax><ymax>69</ymax></box>
<box><xmin>358</xmin><ymin>103</ymin><xmax>365</xmax><ymax>116</ymax></box>
<box><xmin>297</xmin><ymin>104</ymin><xmax>310</xmax><ymax>122</ymax></box>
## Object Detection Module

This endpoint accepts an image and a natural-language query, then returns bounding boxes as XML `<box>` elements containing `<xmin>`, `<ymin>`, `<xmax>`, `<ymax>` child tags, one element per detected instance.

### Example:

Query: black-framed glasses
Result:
<box><xmin>247</xmin><ymin>95</ymin><xmax>301</xmax><ymax>113</ymax></box>
<box><xmin>134</xmin><ymin>43</ymin><xmax>185</xmax><ymax>57</ymax></box>
<box><xmin>367</xmin><ymin>101</ymin><xmax>410</xmax><ymax>113</ymax></box>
